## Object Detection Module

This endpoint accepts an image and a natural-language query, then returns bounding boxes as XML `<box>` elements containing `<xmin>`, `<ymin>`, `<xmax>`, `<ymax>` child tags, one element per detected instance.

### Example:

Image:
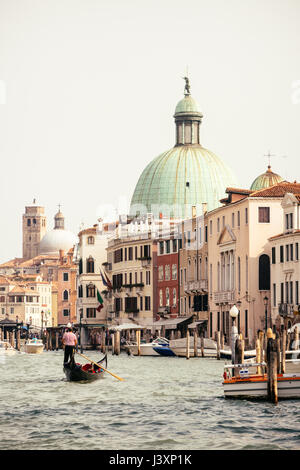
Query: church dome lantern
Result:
<box><xmin>130</xmin><ymin>78</ymin><xmax>238</xmax><ymax>219</ymax></box>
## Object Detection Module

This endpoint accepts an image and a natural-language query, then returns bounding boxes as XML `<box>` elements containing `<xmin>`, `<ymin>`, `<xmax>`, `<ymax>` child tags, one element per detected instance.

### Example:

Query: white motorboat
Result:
<box><xmin>0</xmin><ymin>340</ymin><xmax>16</xmax><ymax>355</ymax></box>
<box><xmin>126</xmin><ymin>337</ymin><xmax>169</xmax><ymax>356</ymax></box>
<box><xmin>169</xmin><ymin>337</ymin><xmax>218</xmax><ymax>357</ymax></box>
<box><xmin>25</xmin><ymin>338</ymin><xmax>44</xmax><ymax>354</ymax></box>
<box><xmin>223</xmin><ymin>360</ymin><xmax>300</xmax><ymax>399</ymax></box>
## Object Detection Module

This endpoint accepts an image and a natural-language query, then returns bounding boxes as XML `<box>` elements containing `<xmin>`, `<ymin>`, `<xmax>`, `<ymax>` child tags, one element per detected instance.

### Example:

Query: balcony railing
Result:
<box><xmin>213</xmin><ymin>290</ymin><xmax>235</xmax><ymax>304</ymax></box>
<box><xmin>278</xmin><ymin>303</ymin><xmax>298</xmax><ymax>317</ymax></box>
<box><xmin>184</xmin><ymin>280</ymin><xmax>208</xmax><ymax>293</ymax></box>
<box><xmin>102</xmin><ymin>262</ymin><xmax>112</xmax><ymax>273</ymax></box>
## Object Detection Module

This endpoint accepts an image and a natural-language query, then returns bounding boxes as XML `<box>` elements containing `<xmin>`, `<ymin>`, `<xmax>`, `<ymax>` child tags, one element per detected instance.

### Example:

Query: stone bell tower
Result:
<box><xmin>22</xmin><ymin>199</ymin><xmax>47</xmax><ymax>260</ymax></box>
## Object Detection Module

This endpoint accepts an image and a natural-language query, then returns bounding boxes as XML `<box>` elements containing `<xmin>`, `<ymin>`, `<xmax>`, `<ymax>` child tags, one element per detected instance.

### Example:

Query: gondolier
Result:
<box><xmin>62</xmin><ymin>323</ymin><xmax>77</xmax><ymax>365</ymax></box>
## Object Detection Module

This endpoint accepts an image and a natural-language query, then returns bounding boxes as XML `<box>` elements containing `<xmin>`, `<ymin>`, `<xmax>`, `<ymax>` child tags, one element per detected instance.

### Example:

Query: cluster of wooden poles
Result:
<box><xmin>232</xmin><ymin>325</ymin><xmax>300</xmax><ymax>404</ymax></box>
<box><xmin>0</xmin><ymin>329</ymin><xmax>21</xmax><ymax>350</ymax></box>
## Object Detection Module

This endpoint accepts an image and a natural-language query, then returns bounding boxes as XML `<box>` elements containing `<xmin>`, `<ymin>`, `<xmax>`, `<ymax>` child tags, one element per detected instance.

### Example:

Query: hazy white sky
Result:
<box><xmin>0</xmin><ymin>0</ymin><xmax>299</xmax><ymax>262</ymax></box>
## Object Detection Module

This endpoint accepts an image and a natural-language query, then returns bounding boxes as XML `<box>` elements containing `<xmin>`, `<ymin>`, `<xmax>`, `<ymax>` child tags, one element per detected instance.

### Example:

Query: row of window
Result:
<box><xmin>159</xmin><ymin>288</ymin><xmax>177</xmax><ymax>307</ymax></box>
<box><xmin>113</xmin><ymin>245</ymin><xmax>151</xmax><ymax>264</ymax></box>
<box><xmin>180</xmin><ymin>295</ymin><xmax>208</xmax><ymax>313</ymax></box>
<box><xmin>158</xmin><ymin>264</ymin><xmax>177</xmax><ymax>281</ymax></box>
<box><xmin>158</xmin><ymin>239</ymin><xmax>180</xmax><ymax>255</ymax></box>
<box><xmin>114</xmin><ymin>296</ymin><xmax>151</xmax><ymax>313</ymax></box>
<box><xmin>210</xmin><ymin>207</ymin><xmax>271</xmax><ymax>236</ymax></box>
<box><xmin>273</xmin><ymin>281</ymin><xmax>300</xmax><ymax>306</ymax></box>
<box><xmin>78</xmin><ymin>257</ymin><xmax>95</xmax><ymax>274</ymax></box>
<box><xmin>112</xmin><ymin>271</ymin><xmax>151</xmax><ymax>289</ymax></box>
<box><xmin>272</xmin><ymin>243</ymin><xmax>299</xmax><ymax>264</ymax></box>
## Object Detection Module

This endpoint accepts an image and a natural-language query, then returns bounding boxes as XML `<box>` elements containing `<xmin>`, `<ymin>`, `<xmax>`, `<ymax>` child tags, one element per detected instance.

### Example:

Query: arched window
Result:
<box><xmin>259</xmin><ymin>254</ymin><xmax>270</xmax><ymax>291</ymax></box>
<box><xmin>63</xmin><ymin>289</ymin><xmax>69</xmax><ymax>301</ymax></box>
<box><xmin>159</xmin><ymin>289</ymin><xmax>163</xmax><ymax>307</ymax></box>
<box><xmin>166</xmin><ymin>288</ymin><xmax>170</xmax><ymax>306</ymax></box>
<box><xmin>87</xmin><ymin>236</ymin><xmax>94</xmax><ymax>245</ymax></box>
<box><xmin>86</xmin><ymin>283</ymin><xmax>95</xmax><ymax>298</ymax></box>
<box><xmin>173</xmin><ymin>288</ymin><xmax>177</xmax><ymax>307</ymax></box>
<box><xmin>86</xmin><ymin>256</ymin><xmax>94</xmax><ymax>273</ymax></box>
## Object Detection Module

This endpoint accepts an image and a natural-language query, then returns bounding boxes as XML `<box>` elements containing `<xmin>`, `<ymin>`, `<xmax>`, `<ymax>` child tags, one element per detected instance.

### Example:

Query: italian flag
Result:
<box><xmin>97</xmin><ymin>289</ymin><xmax>104</xmax><ymax>312</ymax></box>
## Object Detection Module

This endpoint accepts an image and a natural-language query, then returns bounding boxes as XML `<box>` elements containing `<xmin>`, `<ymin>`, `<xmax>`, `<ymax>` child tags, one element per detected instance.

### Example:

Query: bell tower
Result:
<box><xmin>22</xmin><ymin>199</ymin><xmax>47</xmax><ymax>260</ymax></box>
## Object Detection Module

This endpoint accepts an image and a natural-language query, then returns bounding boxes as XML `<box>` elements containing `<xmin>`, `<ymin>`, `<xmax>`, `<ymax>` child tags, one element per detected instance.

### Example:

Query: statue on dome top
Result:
<box><xmin>183</xmin><ymin>76</ymin><xmax>190</xmax><ymax>95</ymax></box>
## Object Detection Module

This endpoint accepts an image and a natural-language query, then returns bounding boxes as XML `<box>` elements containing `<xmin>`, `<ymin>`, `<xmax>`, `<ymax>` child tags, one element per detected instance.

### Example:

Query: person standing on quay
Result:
<box><xmin>62</xmin><ymin>324</ymin><xmax>77</xmax><ymax>365</ymax></box>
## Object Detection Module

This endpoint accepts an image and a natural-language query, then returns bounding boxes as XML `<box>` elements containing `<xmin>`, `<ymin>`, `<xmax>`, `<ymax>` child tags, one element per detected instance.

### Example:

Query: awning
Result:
<box><xmin>109</xmin><ymin>323</ymin><xmax>145</xmax><ymax>331</ymax></box>
<box><xmin>153</xmin><ymin>315</ymin><xmax>193</xmax><ymax>330</ymax></box>
<box><xmin>188</xmin><ymin>320</ymin><xmax>206</xmax><ymax>329</ymax></box>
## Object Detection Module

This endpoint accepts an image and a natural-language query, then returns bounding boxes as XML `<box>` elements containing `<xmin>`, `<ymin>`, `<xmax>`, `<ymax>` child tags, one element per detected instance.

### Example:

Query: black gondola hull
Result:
<box><xmin>63</xmin><ymin>355</ymin><xmax>107</xmax><ymax>382</ymax></box>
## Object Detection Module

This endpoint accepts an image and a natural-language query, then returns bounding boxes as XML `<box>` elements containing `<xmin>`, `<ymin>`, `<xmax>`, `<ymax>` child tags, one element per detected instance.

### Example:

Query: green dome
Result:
<box><xmin>130</xmin><ymin>145</ymin><xmax>238</xmax><ymax>219</ymax></box>
<box><xmin>175</xmin><ymin>94</ymin><xmax>202</xmax><ymax>115</ymax></box>
<box><xmin>130</xmin><ymin>83</ymin><xmax>238</xmax><ymax>219</ymax></box>
<box><xmin>250</xmin><ymin>166</ymin><xmax>283</xmax><ymax>191</ymax></box>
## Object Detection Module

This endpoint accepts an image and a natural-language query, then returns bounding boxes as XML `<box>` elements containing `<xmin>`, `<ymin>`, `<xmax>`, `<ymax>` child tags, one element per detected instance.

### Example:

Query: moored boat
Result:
<box><xmin>169</xmin><ymin>337</ymin><xmax>217</xmax><ymax>357</ymax></box>
<box><xmin>25</xmin><ymin>338</ymin><xmax>44</xmax><ymax>354</ymax></box>
<box><xmin>152</xmin><ymin>344</ymin><xmax>176</xmax><ymax>357</ymax></box>
<box><xmin>219</xmin><ymin>348</ymin><xmax>256</xmax><ymax>360</ymax></box>
<box><xmin>223</xmin><ymin>362</ymin><xmax>300</xmax><ymax>399</ymax></box>
<box><xmin>126</xmin><ymin>337</ymin><xmax>169</xmax><ymax>356</ymax></box>
<box><xmin>64</xmin><ymin>354</ymin><xmax>107</xmax><ymax>382</ymax></box>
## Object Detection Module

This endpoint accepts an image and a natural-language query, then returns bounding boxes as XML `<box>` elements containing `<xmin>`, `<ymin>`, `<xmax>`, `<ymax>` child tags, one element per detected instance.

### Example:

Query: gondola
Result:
<box><xmin>63</xmin><ymin>353</ymin><xmax>107</xmax><ymax>382</ymax></box>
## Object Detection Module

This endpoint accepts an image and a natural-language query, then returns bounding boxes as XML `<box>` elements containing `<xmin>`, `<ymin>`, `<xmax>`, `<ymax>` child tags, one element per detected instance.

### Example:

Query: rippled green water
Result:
<box><xmin>1</xmin><ymin>350</ymin><xmax>300</xmax><ymax>450</ymax></box>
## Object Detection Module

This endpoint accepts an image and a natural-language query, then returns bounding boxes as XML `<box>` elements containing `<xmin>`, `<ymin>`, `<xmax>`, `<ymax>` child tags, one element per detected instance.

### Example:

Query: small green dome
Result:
<box><xmin>250</xmin><ymin>166</ymin><xmax>283</xmax><ymax>191</ymax></box>
<box><xmin>175</xmin><ymin>94</ymin><xmax>202</xmax><ymax>115</ymax></box>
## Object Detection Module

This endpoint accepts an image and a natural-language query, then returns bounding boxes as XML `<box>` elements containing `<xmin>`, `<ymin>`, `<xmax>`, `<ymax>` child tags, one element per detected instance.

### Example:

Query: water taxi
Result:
<box><xmin>25</xmin><ymin>338</ymin><xmax>44</xmax><ymax>354</ymax></box>
<box><xmin>223</xmin><ymin>361</ymin><xmax>300</xmax><ymax>399</ymax></box>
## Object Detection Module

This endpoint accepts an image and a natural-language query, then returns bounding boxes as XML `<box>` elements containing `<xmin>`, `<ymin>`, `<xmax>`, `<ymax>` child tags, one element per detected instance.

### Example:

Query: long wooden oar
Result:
<box><xmin>76</xmin><ymin>352</ymin><xmax>124</xmax><ymax>382</ymax></box>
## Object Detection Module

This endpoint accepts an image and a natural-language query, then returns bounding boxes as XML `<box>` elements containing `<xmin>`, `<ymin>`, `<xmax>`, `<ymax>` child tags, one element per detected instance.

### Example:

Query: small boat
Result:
<box><xmin>219</xmin><ymin>348</ymin><xmax>257</xmax><ymax>360</ymax></box>
<box><xmin>64</xmin><ymin>354</ymin><xmax>107</xmax><ymax>382</ymax></box>
<box><xmin>152</xmin><ymin>344</ymin><xmax>176</xmax><ymax>357</ymax></box>
<box><xmin>223</xmin><ymin>362</ymin><xmax>300</xmax><ymax>399</ymax></box>
<box><xmin>0</xmin><ymin>340</ymin><xmax>16</xmax><ymax>355</ymax></box>
<box><xmin>169</xmin><ymin>337</ymin><xmax>217</xmax><ymax>357</ymax></box>
<box><xmin>126</xmin><ymin>337</ymin><xmax>169</xmax><ymax>356</ymax></box>
<box><xmin>25</xmin><ymin>338</ymin><xmax>44</xmax><ymax>354</ymax></box>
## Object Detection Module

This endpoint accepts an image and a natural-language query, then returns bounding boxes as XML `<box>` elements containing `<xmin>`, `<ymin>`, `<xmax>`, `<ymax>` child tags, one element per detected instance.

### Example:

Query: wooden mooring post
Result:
<box><xmin>137</xmin><ymin>330</ymin><xmax>141</xmax><ymax>356</ymax></box>
<box><xmin>186</xmin><ymin>330</ymin><xmax>190</xmax><ymax>360</ymax></box>
<box><xmin>16</xmin><ymin>329</ymin><xmax>21</xmax><ymax>351</ymax></box>
<box><xmin>266</xmin><ymin>328</ymin><xmax>278</xmax><ymax>404</ymax></box>
<box><xmin>194</xmin><ymin>329</ymin><xmax>198</xmax><ymax>358</ymax></box>
<box><xmin>200</xmin><ymin>334</ymin><xmax>204</xmax><ymax>357</ymax></box>
<box><xmin>216</xmin><ymin>331</ymin><xmax>221</xmax><ymax>360</ymax></box>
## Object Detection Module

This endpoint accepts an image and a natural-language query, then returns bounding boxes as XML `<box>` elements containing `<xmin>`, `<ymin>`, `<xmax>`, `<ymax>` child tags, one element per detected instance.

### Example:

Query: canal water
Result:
<box><xmin>1</xmin><ymin>350</ymin><xmax>300</xmax><ymax>450</ymax></box>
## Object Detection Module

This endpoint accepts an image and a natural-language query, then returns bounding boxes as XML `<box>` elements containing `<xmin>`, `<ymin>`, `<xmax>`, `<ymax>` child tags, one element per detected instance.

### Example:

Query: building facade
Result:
<box><xmin>269</xmin><ymin>192</ymin><xmax>300</xmax><ymax>328</ymax></box>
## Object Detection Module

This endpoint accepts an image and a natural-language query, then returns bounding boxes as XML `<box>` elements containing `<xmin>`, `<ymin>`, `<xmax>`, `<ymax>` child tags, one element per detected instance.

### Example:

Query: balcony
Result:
<box><xmin>102</xmin><ymin>262</ymin><xmax>112</xmax><ymax>273</ymax></box>
<box><xmin>213</xmin><ymin>290</ymin><xmax>235</xmax><ymax>304</ymax></box>
<box><xmin>278</xmin><ymin>303</ymin><xmax>298</xmax><ymax>317</ymax></box>
<box><xmin>137</xmin><ymin>257</ymin><xmax>152</xmax><ymax>268</ymax></box>
<box><xmin>184</xmin><ymin>280</ymin><xmax>208</xmax><ymax>294</ymax></box>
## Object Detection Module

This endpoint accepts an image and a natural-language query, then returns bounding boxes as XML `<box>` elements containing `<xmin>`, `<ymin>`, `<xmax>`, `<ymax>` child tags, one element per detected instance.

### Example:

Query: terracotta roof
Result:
<box><xmin>225</xmin><ymin>187</ymin><xmax>253</xmax><ymax>195</ymax></box>
<box><xmin>269</xmin><ymin>229</ymin><xmax>300</xmax><ymax>241</ymax></box>
<box><xmin>0</xmin><ymin>258</ymin><xmax>24</xmax><ymax>268</ymax></box>
<box><xmin>249</xmin><ymin>181</ymin><xmax>300</xmax><ymax>198</ymax></box>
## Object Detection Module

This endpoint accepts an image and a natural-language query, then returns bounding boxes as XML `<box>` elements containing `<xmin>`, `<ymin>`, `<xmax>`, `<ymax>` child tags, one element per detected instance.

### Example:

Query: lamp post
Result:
<box><xmin>41</xmin><ymin>310</ymin><xmax>44</xmax><ymax>339</ymax></box>
<box><xmin>263</xmin><ymin>296</ymin><xmax>268</xmax><ymax>332</ymax></box>
<box><xmin>79</xmin><ymin>311</ymin><xmax>83</xmax><ymax>353</ymax></box>
<box><xmin>230</xmin><ymin>304</ymin><xmax>239</xmax><ymax>367</ymax></box>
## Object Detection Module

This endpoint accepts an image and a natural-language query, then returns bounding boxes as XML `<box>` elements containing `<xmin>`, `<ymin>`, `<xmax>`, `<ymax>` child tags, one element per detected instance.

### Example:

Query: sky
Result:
<box><xmin>0</xmin><ymin>0</ymin><xmax>299</xmax><ymax>263</ymax></box>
